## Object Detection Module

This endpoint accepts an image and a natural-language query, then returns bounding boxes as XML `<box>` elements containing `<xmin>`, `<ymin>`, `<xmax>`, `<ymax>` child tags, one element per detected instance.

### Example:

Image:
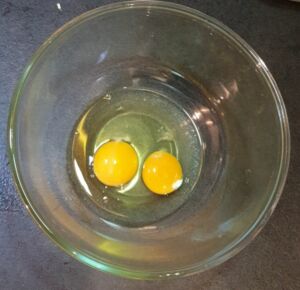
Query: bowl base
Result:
<box><xmin>68</xmin><ymin>57</ymin><xmax>224</xmax><ymax>227</ymax></box>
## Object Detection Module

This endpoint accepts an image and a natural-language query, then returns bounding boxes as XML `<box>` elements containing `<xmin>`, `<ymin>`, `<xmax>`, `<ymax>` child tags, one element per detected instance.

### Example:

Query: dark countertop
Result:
<box><xmin>1</xmin><ymin>0</ymin><xmax>299</xmax><ymax>289</ymax></box>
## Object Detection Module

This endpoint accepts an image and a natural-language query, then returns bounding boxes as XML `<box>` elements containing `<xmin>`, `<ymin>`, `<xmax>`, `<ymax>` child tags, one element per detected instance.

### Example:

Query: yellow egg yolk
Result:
<box><xmin>142</xmin><ymin>151</ymin><xmax>183</xmax><ymax>195</ymax></box>
<box><xmin>93</xmin><ymin>141</ymin><xmax>138</xmax><ymax>187</ymax></box>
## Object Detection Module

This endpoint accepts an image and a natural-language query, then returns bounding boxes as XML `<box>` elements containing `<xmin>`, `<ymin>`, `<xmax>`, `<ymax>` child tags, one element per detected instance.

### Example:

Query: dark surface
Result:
<box><xmin>0</xmin><ymin>0</ymin><xmax>299</xmax><ymax>289</ymax></box>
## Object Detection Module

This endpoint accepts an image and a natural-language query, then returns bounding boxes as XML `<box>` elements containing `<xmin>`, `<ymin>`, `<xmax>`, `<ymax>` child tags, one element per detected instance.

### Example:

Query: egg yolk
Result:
<box><xmin>93</xmin><ymin>141</ymin><xmax>138</xmax><ymax>187</ymax></box>
<box><xmin>142</xmin><ymin>151</ymin><xmax>183</xmax><ymax>195</ymax></box>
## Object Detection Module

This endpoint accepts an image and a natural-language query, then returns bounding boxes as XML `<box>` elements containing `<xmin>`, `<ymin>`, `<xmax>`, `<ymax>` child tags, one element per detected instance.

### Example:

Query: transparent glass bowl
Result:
<box><xmin>8</xmin><ymin>1</ymin><xmax>290</xmax><ymax>279</ymax></box>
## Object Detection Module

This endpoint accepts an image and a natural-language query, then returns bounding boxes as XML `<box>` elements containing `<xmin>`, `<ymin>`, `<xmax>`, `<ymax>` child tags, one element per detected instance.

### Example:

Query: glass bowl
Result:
<box><xmin>8</xmin><ymin>0</ymin><xmax>290</xmax><ymax>279</ymax></box>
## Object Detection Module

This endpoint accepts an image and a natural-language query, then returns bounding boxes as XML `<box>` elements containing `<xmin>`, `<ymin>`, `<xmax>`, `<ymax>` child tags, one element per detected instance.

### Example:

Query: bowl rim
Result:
<box><xmin>7</xmin><ymin>0</ymin><xmax>290</xmax><ymax>280</ymax></box>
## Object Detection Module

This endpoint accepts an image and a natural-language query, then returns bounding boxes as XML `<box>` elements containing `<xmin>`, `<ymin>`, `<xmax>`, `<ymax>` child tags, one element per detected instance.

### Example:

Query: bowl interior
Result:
<box><xmin>9</xmin><ymin>1</ymin><xmax>289</xmax><ymax>279</ymax></box>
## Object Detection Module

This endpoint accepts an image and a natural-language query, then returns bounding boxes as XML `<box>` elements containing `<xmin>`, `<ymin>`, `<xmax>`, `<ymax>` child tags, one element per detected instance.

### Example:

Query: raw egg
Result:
<box><xmin>142</xmin><ymin>151</ymin><xmax>183</xmax><ymax>195</ymax></box>
<box><xmin>93</xmin><ymin>140</ymin><xmax>138</xmax><ymax>187</ymax></box>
